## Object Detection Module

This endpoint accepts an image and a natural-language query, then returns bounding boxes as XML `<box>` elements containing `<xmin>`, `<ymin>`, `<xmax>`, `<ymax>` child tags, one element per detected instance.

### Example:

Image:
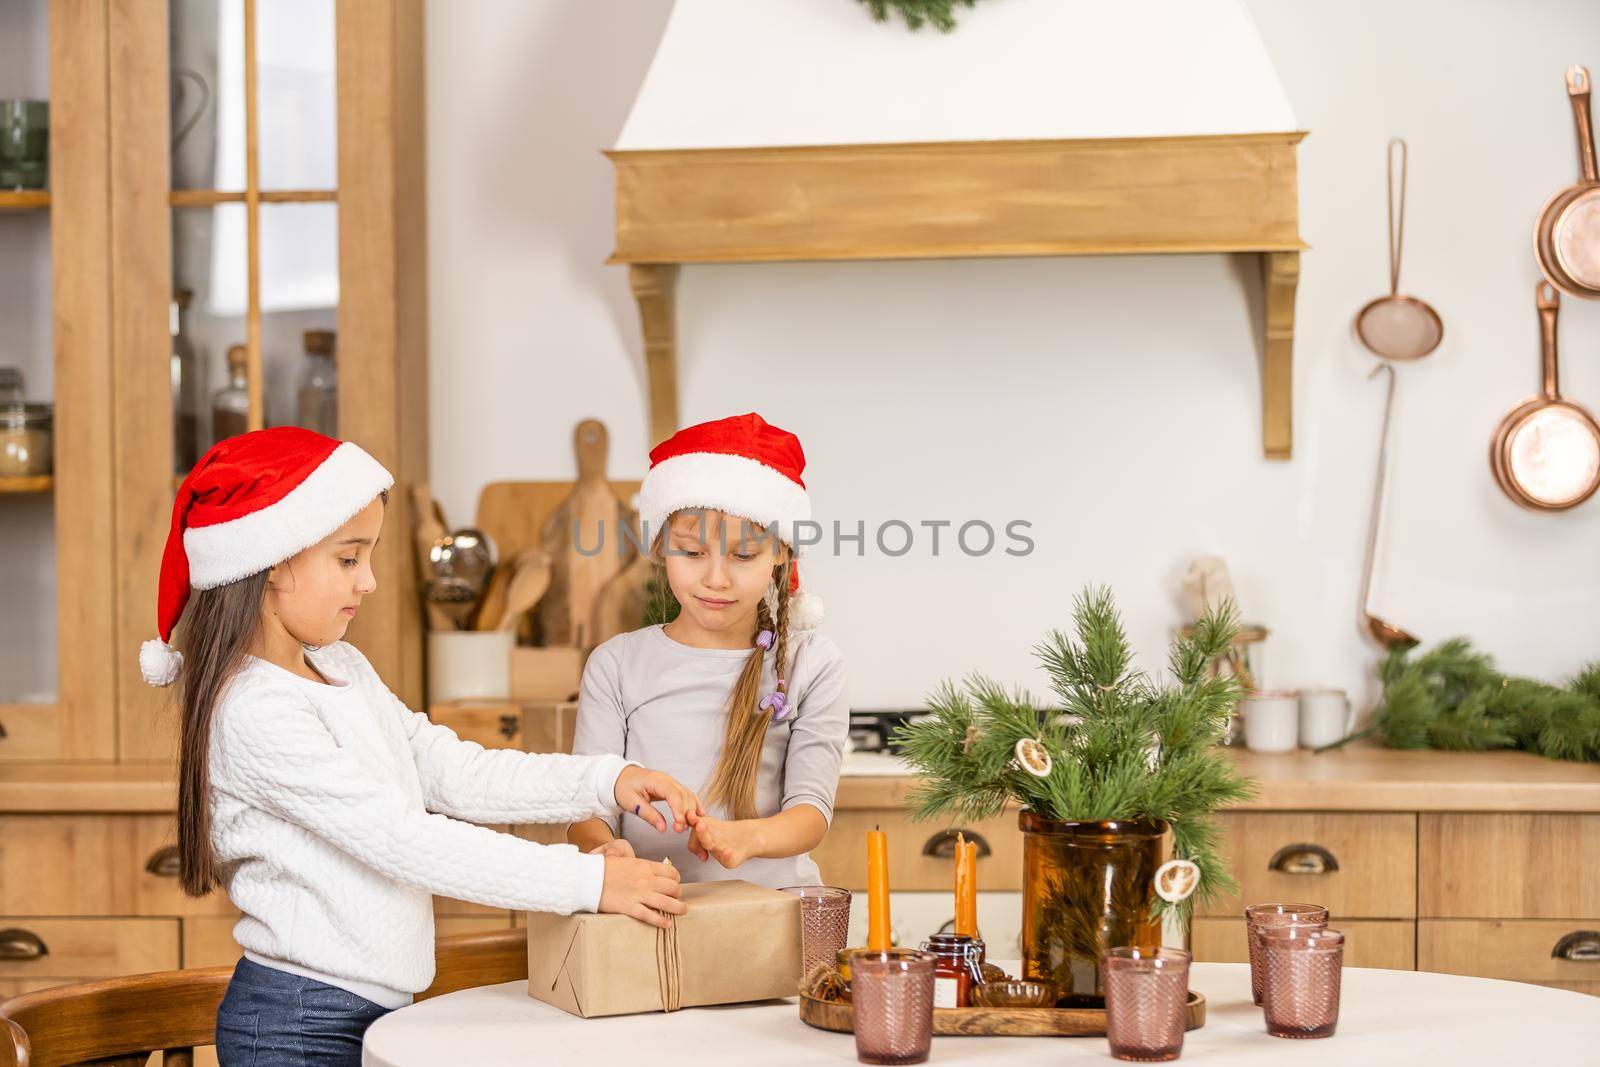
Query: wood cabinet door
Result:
<box><xmin>1420</xmin><ymin>814</ymin><xmax>1600</xmax><ymax>919</ymax></box>
<box><xmin>1199</xmin><ymin>812</ymin><xmax>1417</xmax><ymax>919</ymax></box>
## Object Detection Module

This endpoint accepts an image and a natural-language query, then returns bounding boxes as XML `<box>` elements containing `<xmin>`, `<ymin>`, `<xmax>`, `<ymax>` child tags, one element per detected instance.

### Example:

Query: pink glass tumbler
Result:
<box><xmin>780</xmin><ymin>885</ymin><xmax>852</xmax><ymax>977</ymax></box>
<box><xmin>1259</xmin><ymin>926</ymin><xmax>1345</xmax><ymax>1039</ymax></box>
<box><xmin>1244</xmin><ymin>902</ymin><xmax>1328</xmax><ymax>1006</ymax></box>
<box><xmin>1100</xmin><ymin>946</ymin><xmax>1192</xmax><ymax>1062</ymax></box>
<box><xmin>849</xmin><ymin>949</ymin><xmax>937</xmax><ymax>1066</ymax></box>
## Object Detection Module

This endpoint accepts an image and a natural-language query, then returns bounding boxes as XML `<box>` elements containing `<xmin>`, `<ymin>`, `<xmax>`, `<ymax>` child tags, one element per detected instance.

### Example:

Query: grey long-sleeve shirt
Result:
<box><xmin>571</xmin><ymin>623</ymin><xmax>851</xmax><ymax>888</ymax></box>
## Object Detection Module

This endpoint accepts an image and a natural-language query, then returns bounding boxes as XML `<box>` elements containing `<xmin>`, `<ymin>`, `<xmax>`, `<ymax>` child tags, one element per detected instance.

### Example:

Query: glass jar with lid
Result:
<box><xmin>0</xmin><ymin>368</ymin><xmax>52</xmax><ymax>477</ymax></box>
<box><xmin>920</xmin><ymin>932</ymin><xmax>984</xmax><ymax>1008</ymax></box>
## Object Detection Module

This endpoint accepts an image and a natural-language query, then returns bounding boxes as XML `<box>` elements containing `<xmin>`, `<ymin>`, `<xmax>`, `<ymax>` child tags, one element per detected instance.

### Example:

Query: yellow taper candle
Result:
<box><xmin>953</xmin><ymin>832</ymin><xmax>978</xmax><ymax>937</ymax></box>
<box><xmin>867</xmin><ymin>825</ymin><xmax>891</xmax><ymax>951</ymax></box>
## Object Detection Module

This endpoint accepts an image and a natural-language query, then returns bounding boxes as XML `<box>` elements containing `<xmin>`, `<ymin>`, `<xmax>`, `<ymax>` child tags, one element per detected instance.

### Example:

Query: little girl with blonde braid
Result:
<box><xmin>569</xmin><ymin>412</ymin><xmax>851</xmax><ymax>888</ymax></box>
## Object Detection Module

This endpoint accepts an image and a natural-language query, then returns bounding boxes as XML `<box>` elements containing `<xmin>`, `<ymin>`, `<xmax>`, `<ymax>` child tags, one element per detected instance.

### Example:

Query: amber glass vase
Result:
<box><xmin>1018</xmin><ymin>812</ymin><xmax>1171</xmax><ymax>1004</ymax></box>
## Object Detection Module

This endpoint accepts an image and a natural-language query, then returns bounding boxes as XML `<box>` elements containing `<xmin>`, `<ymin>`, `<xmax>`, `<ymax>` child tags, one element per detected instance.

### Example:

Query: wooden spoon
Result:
<box><xmin>497</xmin><ymin>550</ymin><xmax>553</xmax><ymax>632</ymax></box>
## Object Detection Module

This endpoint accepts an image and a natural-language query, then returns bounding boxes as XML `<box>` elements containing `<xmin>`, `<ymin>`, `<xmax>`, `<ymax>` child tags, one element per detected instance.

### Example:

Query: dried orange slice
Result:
<box><xmin>1154</xmin><ymin>859</ymin><xmax>1200</xmax><ymax>903</ymax></box>
<box><xmin>1014</xmin><ymin>738</ymin><xmax>1052</xmax><ymax>777</ymax></box>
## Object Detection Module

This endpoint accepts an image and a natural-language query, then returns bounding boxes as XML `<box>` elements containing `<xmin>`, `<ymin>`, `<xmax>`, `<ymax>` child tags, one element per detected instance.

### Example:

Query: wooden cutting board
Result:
<box><xmin>474</xmin><ymin>421</ymin><xmax>645</xmax><ymax>650</ymax></box>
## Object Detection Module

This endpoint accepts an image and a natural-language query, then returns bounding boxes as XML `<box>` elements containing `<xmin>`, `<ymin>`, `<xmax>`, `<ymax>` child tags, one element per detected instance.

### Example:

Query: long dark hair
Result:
<box><xmin>175</xmin><ymin>569</ymin><xmax>271</xmax><ymax>896</ymax></box>
<box><xmin>174</xmin><ymin>488</ymin><xmax>388</xmax><ymax>895</ymax></box>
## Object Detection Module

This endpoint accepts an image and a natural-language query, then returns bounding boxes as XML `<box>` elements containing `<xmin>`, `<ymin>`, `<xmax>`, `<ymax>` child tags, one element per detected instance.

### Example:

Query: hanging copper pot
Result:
<box><xmin>1534</xmin><ymin>66</ymin><xmax>1600</xmax><ymax>299</ymax></box>
<box><xmin>1490</xmin><ymin>283</ymin><xmax>1600</xmax><ymax>511</ymax></box>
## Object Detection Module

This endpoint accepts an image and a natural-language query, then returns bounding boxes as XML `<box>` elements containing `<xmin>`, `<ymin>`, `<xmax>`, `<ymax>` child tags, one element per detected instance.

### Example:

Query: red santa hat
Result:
<box><xmin>139</xmin><ymin>427</ymin><xmax>394</xmax><ymax>686</ymax></box>
<box><xmin>639</xmin><ymin>412</ymin><xmax>824</xmax><ymax>630</ymax></box>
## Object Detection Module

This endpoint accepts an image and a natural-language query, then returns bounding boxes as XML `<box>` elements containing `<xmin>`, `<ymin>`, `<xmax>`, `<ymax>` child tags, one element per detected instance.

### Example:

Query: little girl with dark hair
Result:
<box><xmin>148</xmin><ymin>427</ymin><xmax>700</xmax><ymax>1066</ymax></box>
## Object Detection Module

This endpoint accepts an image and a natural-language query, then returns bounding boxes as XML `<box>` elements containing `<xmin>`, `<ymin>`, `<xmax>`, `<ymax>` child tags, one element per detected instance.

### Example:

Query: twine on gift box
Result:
<box><xmin>654</xmin><ymin>856</ymin><xmax>682</xmax><ymax>1012</ymax></box>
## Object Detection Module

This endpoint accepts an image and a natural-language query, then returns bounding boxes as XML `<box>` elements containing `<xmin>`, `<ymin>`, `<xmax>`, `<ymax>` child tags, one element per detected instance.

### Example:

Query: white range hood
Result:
<box><xmin>609</xmin><ymin>0</ymin><xmax>1307</xmax><ymax>459</ymax></box>
<box><xmin>617</xmin><ymin>0</ymin><xmax>1297</xmax><ymax>149</ymax></box>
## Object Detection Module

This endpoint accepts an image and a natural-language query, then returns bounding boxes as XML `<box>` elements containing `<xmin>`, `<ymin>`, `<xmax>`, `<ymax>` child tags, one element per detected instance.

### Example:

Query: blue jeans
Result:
<box><xmin>215</xmin><ymin>956</ymin><xmax>395</xmax><ymax>1067</ymax></box>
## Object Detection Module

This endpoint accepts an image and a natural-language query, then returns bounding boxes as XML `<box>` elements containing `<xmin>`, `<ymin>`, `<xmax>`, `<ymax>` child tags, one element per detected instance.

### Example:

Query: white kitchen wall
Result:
<box><xmin>426</xmin><ymin>0</ymin><xmax>1600</xmax><ymax>715</ymax></box>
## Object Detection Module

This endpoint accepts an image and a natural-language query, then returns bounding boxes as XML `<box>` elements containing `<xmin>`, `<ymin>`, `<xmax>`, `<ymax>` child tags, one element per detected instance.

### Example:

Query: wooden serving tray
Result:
<box><xmin>799</xmin><ymin>990</ymin><xmax>1206</xmax><ymax>1037</ymax></box>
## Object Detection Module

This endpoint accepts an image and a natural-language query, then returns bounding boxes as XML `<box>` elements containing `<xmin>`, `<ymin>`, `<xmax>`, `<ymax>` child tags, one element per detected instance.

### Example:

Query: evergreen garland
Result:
<box><xmin>1335</xmin><ymin>639</ymin><xmax>1600</xmax><ymax>762</ymax></box>
<box><xmin>892</xmin><ymin>587</ymin><xmax>1256</xmax><ymax>922</ymax></box>
<box><xmin>856</xmin><ymin>0</ymin><xmax>979</xmax><ymax>32</ymax></box>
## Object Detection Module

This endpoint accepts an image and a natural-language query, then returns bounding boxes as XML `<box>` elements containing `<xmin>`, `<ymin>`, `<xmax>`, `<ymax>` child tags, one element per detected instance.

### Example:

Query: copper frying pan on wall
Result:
<box><xmin>1535</xmin><ymin>66</ymin><xmax>1600</xmax><ymax>299</ymax></box>
<box><xmin>1490</xmin><ymin>283</ymin><xmax>1600</xmax><ymax>510</ymax></box>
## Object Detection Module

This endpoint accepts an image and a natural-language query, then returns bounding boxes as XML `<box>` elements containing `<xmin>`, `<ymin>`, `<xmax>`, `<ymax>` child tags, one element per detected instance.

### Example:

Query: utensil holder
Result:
<box><xmin>427</xmin><ymin>630</ymin><xmax>514</xmax><ymax>706</ymax></box>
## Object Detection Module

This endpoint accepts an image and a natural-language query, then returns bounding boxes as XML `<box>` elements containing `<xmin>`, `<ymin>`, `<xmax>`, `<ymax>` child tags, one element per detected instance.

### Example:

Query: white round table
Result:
<box><xmin>361</xmin><ymin>961</ymin><xmax>1600</xmax><ymax>1065</ymax></box>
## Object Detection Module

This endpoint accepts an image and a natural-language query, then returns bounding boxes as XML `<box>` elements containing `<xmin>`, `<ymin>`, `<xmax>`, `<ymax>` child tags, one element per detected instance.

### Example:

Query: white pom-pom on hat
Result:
<box><xmin>788</xmin><ymin>589</ymin><xmax>825</xmax><ymax>631</ymax></box>
<box><xmin>140</xmin><ymin>638</ymin><xmax>184</xmax><ymax>687</ymax></box>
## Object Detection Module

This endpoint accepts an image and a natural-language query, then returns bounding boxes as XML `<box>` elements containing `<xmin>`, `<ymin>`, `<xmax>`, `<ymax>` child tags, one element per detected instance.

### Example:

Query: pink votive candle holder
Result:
<box><xmin>779</xmin><ymin>885</ymin><xmax>852</xmax><ymax>977</ymax></box>
<box><xmin>1244</xmin><ymin>902</ymin><xmax>1329</xmax><ymax>1006</ymax></box>
<box><xmin>1100</xmin><ymin>946</ymin><xmax>1192</xmax><ymax>1063</ymax></box>
<box><xmin>849</xmin><ymin>949</ymin><xmax>937</xmax><ymax>1066</ymax></box>
<box><xmin>1260</xmin><ymin>926</ymin><xmax>1345</xmax><ymax>1039</ymax></box>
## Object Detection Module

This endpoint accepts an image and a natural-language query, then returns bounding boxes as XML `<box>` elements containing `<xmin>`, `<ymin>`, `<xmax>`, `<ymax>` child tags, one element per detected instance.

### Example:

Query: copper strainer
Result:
<box><xmin>1355</xmin><ymin>139</ymin><xmax>1443</xmax><ymax>361</ymax></box>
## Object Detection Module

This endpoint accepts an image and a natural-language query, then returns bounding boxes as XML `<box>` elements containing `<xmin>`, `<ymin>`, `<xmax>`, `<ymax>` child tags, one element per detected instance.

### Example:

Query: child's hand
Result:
<box><xmin>588</xmin><ymin>838</ymin><xmax>635</xmax><ymax>859</ymax></box>
<box><xmin>686</xmin><ymin>813</ymin><xmax>762</xmax><ymax>869</ymax></box>
<box><xmin>598</xmin><ymin>856</ymin><xmax>685</xmax><ymax>929</ymax></box>
<box><xmin>614</xmin><ymin>766</ymin><xmax>703</xmax><ymax>834</ymax></box>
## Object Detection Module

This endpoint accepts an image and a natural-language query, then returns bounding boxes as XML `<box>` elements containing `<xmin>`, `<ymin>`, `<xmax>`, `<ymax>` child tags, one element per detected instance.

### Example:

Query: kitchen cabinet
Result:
<box><xmin>824</xmin><ymin>745</ymin><xmax>1600</xmax><ymax>995</ymax></box>
<box><xmin>4</xmin><ymin>742</ymin><xmax>1597</xmax><ymax>1001</ymax></box>
<box><xmin>0</xmin><ymin>0</ymin><xmax>427</xmax><ymax>764</ymax></box>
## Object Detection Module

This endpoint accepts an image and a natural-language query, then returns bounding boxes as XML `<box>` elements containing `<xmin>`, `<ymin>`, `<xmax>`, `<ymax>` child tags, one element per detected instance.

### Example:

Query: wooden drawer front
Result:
<box><xmin>1419</xmin><ymin>920</ymin><xmax>1600</xmax><ymax>996</ymax></box>
<box><xmin>1198</xmin><ymin>812</ymin><xmax>1416</xmax><ymax>919</ymax></box>
<box><xmin>0</xmin><ymin>918</ymin><xmax>179</xmax><ymax>980</ymax></box>
<box><xmin>813</xmin><ymin>810</ymin><xmax>1023</xmax><ymax>892</ymax></box>
<box><xmin>1420</xmin><ymin>814</ymin><xmax>1600</xmax><ymax>919</ymax></box>
<box><xmin>1191</xmin><ymin>917</ymin><xmax>1415</xmax><ymax>970</ymax></box>
<box><xmin>426</xmin><ymin>701</ymin><xmax>576</xmax><ymax>755</ymax></box>
<box><xmin>437</xmin><ymin>917</ymin><xmax>512</xmax><ymax>937</ymax></box>
<box><xmin>429</xmin><ymin>705</ymin><xmax>524</xmax><ymax>750</ymax></box>
<box><xmin>434</xmin><ymin>896</ymin><xmax>512</xmax><ymax>919</ymax></box>
<box><xmin>0</xmin><ymin>814</ymin><xmax>234</xmax><ymax>917</ymax></box>
<box><xmin>183</xmin><ymin>916</ymin><xmax>243</xmax><ymax>970</ymax></box>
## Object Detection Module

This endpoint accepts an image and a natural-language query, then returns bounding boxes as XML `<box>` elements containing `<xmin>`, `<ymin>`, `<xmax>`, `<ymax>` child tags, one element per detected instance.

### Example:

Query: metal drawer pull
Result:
<box><xmin>145</xmin><ymin>844</ymin><xmax>182</xmax><ymax>877</ymax></box>
<box><xmin>1268</xmin><ymin>843</ymin><xmax>1340</xmax><ymax>875</ymax></box>
<box><xmin>922</xmin><ymin>829</ymin><xmax>991</xmax><ymax>859</ymax></box>
<box><xmin>0</xmin><ymin>928</ymin><xmax>48</xmax><ymax>961</ymax></box>
<box><xmin>1552</xmin><ymin>931</ymin><xmax>1600</xmax><ymax>961</ymax></box>
<box><xmin>499</xmin><ymin>715</ymin><xmax>519</xmax><ymax>741</ymax></box>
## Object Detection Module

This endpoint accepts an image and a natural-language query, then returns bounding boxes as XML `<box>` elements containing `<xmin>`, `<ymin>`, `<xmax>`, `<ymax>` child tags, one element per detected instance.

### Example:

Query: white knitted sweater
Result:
<box><xmin>207</xmin><ymin>642</ymin><xmax>634</xmax><ymax>1008</ymax></box>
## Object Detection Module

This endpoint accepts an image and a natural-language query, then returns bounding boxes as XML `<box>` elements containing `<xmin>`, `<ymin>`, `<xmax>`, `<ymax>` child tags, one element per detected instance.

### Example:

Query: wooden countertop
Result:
<box><xmin>833</xmin><ymin>744</ymin><xmax>1600</xmax><ymax>813</ymax></box>
<box><xmin>3</xmin><ymin>744</ymin><xmax>1598</xmax><ymax>814</ymax></box>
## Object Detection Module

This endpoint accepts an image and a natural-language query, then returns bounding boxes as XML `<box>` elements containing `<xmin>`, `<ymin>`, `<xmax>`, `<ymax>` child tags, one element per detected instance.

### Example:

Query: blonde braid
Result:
<box><xmin>704</xmin><ymin>557</ymin><xmax>794</xmax><ymax>820</ymax></box>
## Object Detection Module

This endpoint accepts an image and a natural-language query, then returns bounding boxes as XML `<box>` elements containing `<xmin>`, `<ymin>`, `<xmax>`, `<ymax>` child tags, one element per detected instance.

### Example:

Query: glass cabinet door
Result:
<box><xmin>170</xmin><ymin>0</ymin><xmax>339</xmax><ymax>466</ymax></box>
<box><xmin>0</xmin><ymin>0</ymin><xmax>58</xmax><ymax>737</ymax></box>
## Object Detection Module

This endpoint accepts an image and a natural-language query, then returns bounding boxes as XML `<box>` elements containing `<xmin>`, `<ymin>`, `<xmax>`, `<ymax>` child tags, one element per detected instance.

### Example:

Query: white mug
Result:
<box><xmin>1243</xmin><ymin>690</ymin><xmax>1300</xmax><ymax>753</ymax></box>
<box><xmin>1299</xmin><ymin>687</ymin><xmax>1355</xmax><ymax>749</ymax></box>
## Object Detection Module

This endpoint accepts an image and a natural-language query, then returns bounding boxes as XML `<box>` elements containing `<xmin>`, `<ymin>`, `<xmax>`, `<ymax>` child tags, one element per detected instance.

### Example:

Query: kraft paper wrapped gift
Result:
<box><xmin>525</xmin><ymin>878</ymin><xmax>803</xmax><ymax>1017</ymax></box>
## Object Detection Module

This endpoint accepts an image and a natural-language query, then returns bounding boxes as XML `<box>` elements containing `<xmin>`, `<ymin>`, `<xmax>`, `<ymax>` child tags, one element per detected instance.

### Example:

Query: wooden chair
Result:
<box><xmin>0</xmin><ymin>928</ymin><xmax>530</xmax><ymax>1065</ymax></box>
<box><xmin>418</xmin><ymin>928</ymin><xmax>528</xmax><ymax>1001</ymax></box>
<box><xmin>0</xmin><ymin>966</ymin><xmax>232</xmax><ymax>1067</ymax></box>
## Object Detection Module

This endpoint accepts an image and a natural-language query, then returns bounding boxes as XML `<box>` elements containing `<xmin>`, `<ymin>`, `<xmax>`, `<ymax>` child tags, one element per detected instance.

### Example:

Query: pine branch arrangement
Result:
<box><xmin>1343</xmin><ymin>638</ymin><xmax>1600</xmax><ymax>762</ymax></box>
<box><xmin>856</xmin><ymin>0</ymin><xmax>979</xmax><ymax>32</ymax></box>
<box><xmin>892</xmin><ymin>586</ymin><xmax>1256</xmax><ymax>921</ymax></box>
